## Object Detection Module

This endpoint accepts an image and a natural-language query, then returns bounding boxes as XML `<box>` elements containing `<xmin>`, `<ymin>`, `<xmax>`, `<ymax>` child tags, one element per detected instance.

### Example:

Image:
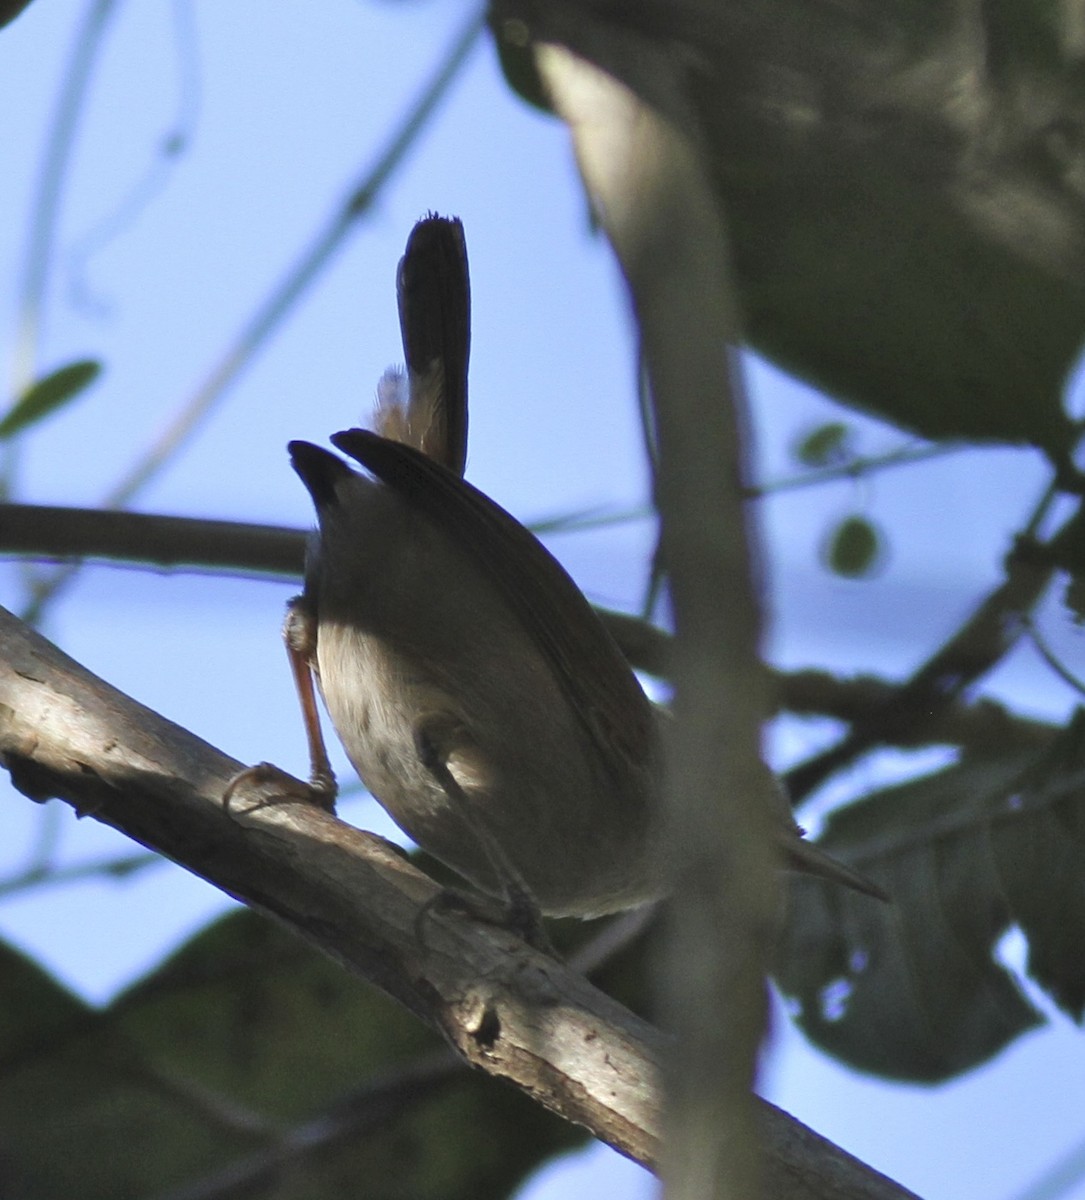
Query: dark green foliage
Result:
<box><xmin>0</xmin><ymin>884</ymin><xmax>656</xmax><ymax>1200</ymax></box>
<box><xmin>0</xmin><ymin>911</ymin><xmax>587</xmax><ymax>1200</ymax></box>
<box><xmin>793</xmin><ymin>422</ymin><xmax>855</xmax><ymax>469</ymax></box>
<box><xmin>496</xmin><ymin>2</ymin><xmax>1085</xmax><ymax>458</ymax></box>
<box><xmin>775</xmin><ymin>718</ymin><xmax>1085</xmax><ymax>1081</ymax></box>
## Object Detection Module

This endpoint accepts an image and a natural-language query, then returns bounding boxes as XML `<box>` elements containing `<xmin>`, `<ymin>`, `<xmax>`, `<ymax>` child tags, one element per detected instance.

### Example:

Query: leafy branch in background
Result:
<box><xmin>5</xmin><ymin>0</ymin><xmax>1085</xmax><ymax>1198</ymax></box>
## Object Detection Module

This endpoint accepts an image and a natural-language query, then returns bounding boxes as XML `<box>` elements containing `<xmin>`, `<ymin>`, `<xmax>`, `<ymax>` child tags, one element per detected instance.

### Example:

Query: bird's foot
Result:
<box><xmin>223</xmin><ymin>761</ymin><xmax>337</xmax><ymax>814</ymax></box>
<box><xmin>415</xmin><ymin>883</ymin><xmax>556</xmax><ymax>957</ymax></box>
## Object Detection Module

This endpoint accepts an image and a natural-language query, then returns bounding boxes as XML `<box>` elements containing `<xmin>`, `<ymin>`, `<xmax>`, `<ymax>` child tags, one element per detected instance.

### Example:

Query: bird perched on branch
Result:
<box><xmin>272</xmin><ymin>214</ymin><xmax>884</xmax><ymax>928</ymax></box>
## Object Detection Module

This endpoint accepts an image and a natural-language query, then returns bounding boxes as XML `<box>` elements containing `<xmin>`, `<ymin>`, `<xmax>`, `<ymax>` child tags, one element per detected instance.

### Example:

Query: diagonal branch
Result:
<box><xmin>0</xmin><ymin>602</ymin><xmax>662</xmax><ymax>1163</ymax></box>
<box><xmin>0</xmin><ymin>604</ymin><xmax>916</xmax><ymax>1198</ymax></box>
<box><xmin>784</xmin><ymin>505</ymin><xmax>1070</xmax><ymax>802</ymax></box>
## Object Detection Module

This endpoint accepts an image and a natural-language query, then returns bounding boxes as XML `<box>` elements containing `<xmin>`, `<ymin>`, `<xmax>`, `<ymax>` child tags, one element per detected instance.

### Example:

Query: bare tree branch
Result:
<box><xmin>785</xmin><ymin>500</ymin><xmax>1069</xmax><ymax>801</ymax></box>
<box><xmin>153</xmin><ymin>915</ymin><xmax>657</xmax><ymax>1200</ymax></box>
<box><xmin>0</xmin><ymin>603</ymin><xmax>664</xmax><ymax>1163</ymax></box>
<box><xmin>0</xmin><ymin>502</ymin><xmax>1058</xmax><ymax>760</ymax></box>
<box><xmin>0</xmin><ymin>605</ymin><xmax>917</xmax><ymax>1199</ymax></box>
<box><xmin>0</xmin><ymin>503</ymin><xmax>303</xmax><ymax>578</ymax></box>
<box><xmin>775</xmin><ymin>669</ymin><xmax>1054</xmax><ymax>754</ymax></box>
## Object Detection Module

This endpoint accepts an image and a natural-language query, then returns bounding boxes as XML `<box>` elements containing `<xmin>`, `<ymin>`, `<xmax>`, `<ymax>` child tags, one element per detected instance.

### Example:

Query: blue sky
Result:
<box><xmin>2</xmin><ymin>3</ymin><xmax>1085</xmax><ymax>1198</ymax></box>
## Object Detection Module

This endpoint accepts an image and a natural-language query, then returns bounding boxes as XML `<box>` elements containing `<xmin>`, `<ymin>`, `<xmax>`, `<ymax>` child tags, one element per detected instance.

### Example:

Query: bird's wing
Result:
<box><xmin>331</xmin><ymin>427</ymin><xmax>655</xmax><ymax>783</ymax></box>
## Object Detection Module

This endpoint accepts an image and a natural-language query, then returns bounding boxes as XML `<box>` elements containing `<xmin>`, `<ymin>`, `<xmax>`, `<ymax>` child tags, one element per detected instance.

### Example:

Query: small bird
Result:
<box><xmin>280</xmin><ymin>214</ymin><xmax>883</xmax><ymax>922</ymax></box>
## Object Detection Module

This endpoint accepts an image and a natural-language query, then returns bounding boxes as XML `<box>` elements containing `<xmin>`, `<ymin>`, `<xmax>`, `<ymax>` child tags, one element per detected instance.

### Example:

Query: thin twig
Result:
<box><xmin>0</xmin><ymin>847</ymin><xmax>162</xmax><ymax>898</ymax></box>
<box><xmin>775</xmin><ymin>668</ymin><xmax>1055</xmax><ymax>753</ymax></box>
<box><xmin>104</xmin><ymin>7</ymin><xmax>485</xmax><ymax>507</ymax></box>
<box><xmin>527</xmin><ymin>503</ymin><xmax>651</xmax><ymax>534</ymax></box>
<box><xmin>784</xmin><ymin>488</ymin><xmax>1071</xmax><ymax>802</ymax></box>
<box><xmin>0</xmin><ymin>498</ymin><xmax>646</xmax><ymax>574</ymax></box>
<box><xmin>20</xmin><ymin>7</ymin><xmax>486</xmax><ymax>623</ymax></box>
<box><xmin>1023</xmin><ymin>614</ymin><xmax>1085</xmax><ymax>699</ymax></box>
<box><xmin>746</xmin><ymin>440</ymin><xmax>967</xmax><ymax>499</ymax></box>
<box><xmin>1</xmin><ymin>503</ymin><xmax>306</xmax><ymax>578</ymax></box>
<box><xmin>152</xmin><ymin>1050</ymin><xmax>467</xmax><ymax>1200</ymax></box>
<box><xmin>9</xmin><ymin>0</ymin><xmax>120</xmax><ymax>398</ymax></box>
<box><xmin>98</xmin><ymin>6</ymin><xmax>485</xmax><ymax>511</ymax></box>
<box><xmin>66</xmin><ymin>0</ymin><xmax>203</xmax><ymax>317</ymax></box>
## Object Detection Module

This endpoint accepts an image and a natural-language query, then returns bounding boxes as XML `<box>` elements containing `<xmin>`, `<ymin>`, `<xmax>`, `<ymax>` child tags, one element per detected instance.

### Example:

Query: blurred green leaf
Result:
<box><xmin>823</xmin><ymin>515</ymin><xmax>884</xmax><ymax>578</ymax></box>
<box><xmin>793</xmin><ymin>422</ymin><xmax>855</xmax><ymax>468</ymax></box>
<box><xmin>775</xmin><ymin>715</ymin><xmax>1085</xmax><ymax>1082</ymax></box>
<box><xmin>0</xmin><ymin>360</ymin><xmax>102</xmax><ymax>441</ymax></box>
<box><xmin>536</xmin><ymin>0</ymin><xmax>1085</xmax><ymax>455</ymax></box>
<box><xmin>699</xmin><ymin>2</ymin><xmax>1085</xmax><ymax>455</ymax></box>
<box><xmin>0</xmin><ymin>907</ymin><xmax>595</xmax><ymax>1200</ymax></box>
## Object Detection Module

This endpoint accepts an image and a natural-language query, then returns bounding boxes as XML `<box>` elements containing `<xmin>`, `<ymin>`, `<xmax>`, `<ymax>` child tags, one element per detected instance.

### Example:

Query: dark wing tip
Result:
<box><xmin>288</xmin><ymin>440</ymin><xmax>353</xmax><ymax>510</ymax></box>
<box><xmin>329</xmin><ymin>428</ymin><xmax>384</xmax><ymax>471</ymax></box>
<box><xmin>330</xmin><ymin>427</ymin><xmax>423</xmax><ymax>490</ymax></box>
